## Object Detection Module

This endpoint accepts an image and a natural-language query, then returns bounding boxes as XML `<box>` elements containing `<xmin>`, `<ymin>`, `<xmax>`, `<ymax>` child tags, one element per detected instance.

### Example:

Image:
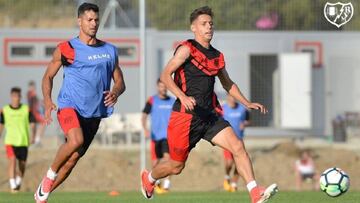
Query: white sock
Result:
<box><xmin>9</xmin><ymin>178</ymin><xmax>17</xmax><ymax>189</ymax></box>
<box><xmin>155</xmin><ymin>180</ymin><xmax>161</xmax><ymax>186</ymax></box>
<box><xmin>231</xmin><ymin>182</ymin><xmax>237</xmax><ymax>188</ymax></box>
<box><xmin>247</xmin><ymin>180</ymin><xmax>257</xmax><ymax>192</ymax></box>
<box><xmin>163</xmin><ymin>178</ymin><xmax>171</xmax><ymax>190</ymax></box>
<box><xmin>46</xmin><ymin>167</ymin><xmax>57</xmax><ymax>180</ymax></box>
<box><xmin>224</xmin><ymin>175</ymin><xmax>230</xmax><ymax>180</ymax></box>
<box><xmin>35</xmin><ymin>136</ymin><xmax>41</xmax><ymax>144</ymax></box>
<box><xmin>148</xmin><ymin>172</ymin><xmax>156</xmax><ymax>184</ymax></box>
<box><xmin>15</xmin><ymin>176</ymin><xmax>22</xmax><ymax>186</ymax></box>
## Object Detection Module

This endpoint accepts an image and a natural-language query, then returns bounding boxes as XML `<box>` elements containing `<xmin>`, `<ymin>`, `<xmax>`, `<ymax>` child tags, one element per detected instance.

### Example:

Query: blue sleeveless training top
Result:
<box><xmin>57</xmin><ymin>37</ymin><xmax>118</xmax><ymax>118</ymax></box>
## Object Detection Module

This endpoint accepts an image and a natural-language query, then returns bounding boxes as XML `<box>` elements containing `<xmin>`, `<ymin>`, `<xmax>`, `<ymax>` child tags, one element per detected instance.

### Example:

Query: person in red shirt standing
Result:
<box><xmin>27</xmin><ymin>81</ymin><xmax>46</xmax><ymax>146</ymax></box>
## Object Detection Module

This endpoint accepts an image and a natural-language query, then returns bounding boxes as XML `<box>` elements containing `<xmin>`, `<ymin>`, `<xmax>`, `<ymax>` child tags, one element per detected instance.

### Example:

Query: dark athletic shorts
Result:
<box><xmin>57</xmin><ymin>108</ymin><xmax>101</xmax><ymax>157</ymax></box>
<box><xmin>301</xmin><ymin>173</ymin><xmax>315</xmax><ymax>181</ymax></box>
<box><xmin>167</xmin><ymin>111</ymin><xmax>230</xmax><ymax>162</ymax></box>
<box><xmin>6</xmin><ymin>145</ymin><xmax>28</xmax><ymax>161</ymax></box>
<box><xmin>153</xmin><ymin>139</ymin><xmax>169</xmax><ymax>159</ymax></box>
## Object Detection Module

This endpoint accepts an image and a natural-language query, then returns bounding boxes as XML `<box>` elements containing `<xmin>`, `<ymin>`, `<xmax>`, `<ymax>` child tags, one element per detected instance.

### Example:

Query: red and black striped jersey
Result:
<box><xmin>173</xmin><ymin>39</ymin><xmax>224</xmax><ymax>117</ymax></box>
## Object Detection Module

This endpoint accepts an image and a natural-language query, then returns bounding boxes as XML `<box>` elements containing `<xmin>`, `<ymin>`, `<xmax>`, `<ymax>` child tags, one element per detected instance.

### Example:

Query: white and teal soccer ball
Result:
<box><xmin>319</xmin><ymin>167</ymin><xmax>350</xmax><ymax>197</ymax></box>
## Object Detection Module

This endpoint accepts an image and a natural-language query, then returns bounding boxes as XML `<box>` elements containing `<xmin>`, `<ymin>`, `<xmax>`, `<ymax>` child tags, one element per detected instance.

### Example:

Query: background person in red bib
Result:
<box><xmin>27</xmin><ymin>80</ymin><xmax>46</xmax><ymax>146</ymax></box>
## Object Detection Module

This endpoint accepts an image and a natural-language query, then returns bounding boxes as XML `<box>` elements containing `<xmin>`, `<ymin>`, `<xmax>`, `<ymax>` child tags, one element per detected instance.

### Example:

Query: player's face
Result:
<box><xmin>226</xmin><ymin>95</ymin><xmax>236</xmax><ymax>107</ymax></box>
<box><xmin>78</xmin><ymin>10</ymin><xmax>99</xmax><ymax>38</ymax></box>
<box><xmin>157</xmin><ymin>82</ymin><xmax>167</xmax><ymax>97</ymax></box>
<box><xmin>28</xmin><ymin>84</ymin><xmax>35</xmax><ymax>92</ymax></box>
<box><xmin>191</xmin><ymin>14</ymin><xmax>214</xmax><ymax>42</ymax></box>
<box><xmin>10</xmin><ymin>92</ymin><xmax>21</xmax><ymax>106</ymax></box>
<box><xmin>301</xmin><ymin>151</ymin><xmax>310</xmax><ymax>160</ymax></box>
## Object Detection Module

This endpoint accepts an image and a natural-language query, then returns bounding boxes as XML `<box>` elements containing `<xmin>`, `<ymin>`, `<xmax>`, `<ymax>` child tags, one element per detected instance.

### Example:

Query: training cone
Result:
<box><xmin>108</xmin><ymin>190</ymin><xmax>120</xmax><ymax>196</ymax></box>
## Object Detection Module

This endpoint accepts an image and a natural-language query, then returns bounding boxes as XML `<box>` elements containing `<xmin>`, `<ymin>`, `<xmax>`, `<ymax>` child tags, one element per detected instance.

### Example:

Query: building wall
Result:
<box><xmin>1</xmin><ymin>29</ymin><xmax>360</xmax><ymax>136</ymax></box>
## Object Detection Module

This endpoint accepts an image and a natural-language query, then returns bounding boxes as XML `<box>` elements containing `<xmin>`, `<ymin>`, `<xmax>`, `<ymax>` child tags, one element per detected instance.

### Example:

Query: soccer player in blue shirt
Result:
<box><xmin>222</xmin><ymin>94</ymin><xmax>250</xmax><ymax>192</ymax></box>
<box><xmin>142</xmin><ymin>79</ymin><xmax>175</xmax><ymax>193</ymax></box>
<box><xmin>34</xmin><ymin>3</ymin><xmax>125</xmax><ymax>203</ymax></box>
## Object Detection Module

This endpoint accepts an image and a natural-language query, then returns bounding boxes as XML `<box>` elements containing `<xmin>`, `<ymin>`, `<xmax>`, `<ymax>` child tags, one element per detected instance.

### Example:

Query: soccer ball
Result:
<box><xmin>319</xmin><ymin>167</ymin><xmax>350</xmax><ymax>197</ymax></box>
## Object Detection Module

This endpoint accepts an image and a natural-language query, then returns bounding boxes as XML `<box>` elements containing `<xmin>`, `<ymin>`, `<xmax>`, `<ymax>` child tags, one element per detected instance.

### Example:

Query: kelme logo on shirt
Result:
<box><xmin>88</xmin><ymin>54</ymin><xmax>111</xmax><ymax>60</ymax></box>
<box><xmin>158</xmin><ymin>104</ymin><xmax>172</xmax><ymax>109</ymax></box>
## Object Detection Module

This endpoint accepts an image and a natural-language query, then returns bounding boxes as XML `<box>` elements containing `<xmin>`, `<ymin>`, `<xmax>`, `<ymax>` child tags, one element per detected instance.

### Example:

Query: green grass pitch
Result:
<box><xmin>0</xmin><ymin>191</ymin><xmax>359</xmax><ymax>203</ymax></box>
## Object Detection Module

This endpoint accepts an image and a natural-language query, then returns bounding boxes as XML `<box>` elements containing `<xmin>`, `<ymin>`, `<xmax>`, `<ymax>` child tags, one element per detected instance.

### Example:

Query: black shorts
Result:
<box><xmin>154</xmin><ymin>139</ymin><xmax>169</xmax><ymax>159</ymax></box>
<box><xmin>301</xmin><ymin>173</ymin><xmax>315</xmax><ymax>181</ymax></box>
<box><xmin>6</xmin><ymin>145</ymin><xmax>28</xmax><ymax>161</ymax></box>
<box><xmin>58</xmin><ymin>108</ymin><xmax>101</xmax><ymax>157</ymax></box>
<box><xmin>167</xmin><ymin>111</ymin><xmax>230</xmax><ymax>162</ymax></box>
<box><xmin>77</xmin><ymin>116</ymin><xmax>101</xmax><ymax>157</ymax></box>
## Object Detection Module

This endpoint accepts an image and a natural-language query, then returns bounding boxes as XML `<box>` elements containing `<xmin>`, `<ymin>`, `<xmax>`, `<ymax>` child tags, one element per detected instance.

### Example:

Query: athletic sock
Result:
<box><xmin>231</xmin><ymin>182</ymin><xmax>237</xmax><ymax>188</ymax></box>
<box><xmin>224</xmin><ymin>175</ymin><xmax>230</xmax><ymax>180</ymax></box>
<box><xmin>46</xmin><ymin>167</ymin><xmax>57</xmax><ymax>181</ymax></box>
<box><xmin>163</xmin><ymin>178</ymin><xmax>171</xmax><ymax>190</ymax></box>
<box><xmin>148</xmin><ymin>172</ymin><xmax>156</xmax><ymax>184</ymax></box>
<box><xmin>155</xmin><ymin>180</ymin><xmax>161</xmax><ymax>186</ymax></box>
<box><xmin>35</xmin><ymin>136</ymin><xmax>41</xmax><ymax>144</ymax></box>
<box><xmin>247</xmin><ymin>180</ymin><xmax>257</xmax><ymax>192</ymax></box>
<box><xmin>15</xmin><ymin>176</ymin><xmax>22</xmax><ymax>187</ymax></box>
<box><xmin>9</xmin><ymin>178</ymin><xmax>17</xmax><ymax>189</ymax></box>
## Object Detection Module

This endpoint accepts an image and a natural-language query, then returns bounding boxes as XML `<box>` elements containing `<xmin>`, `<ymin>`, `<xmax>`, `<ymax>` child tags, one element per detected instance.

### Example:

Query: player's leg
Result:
<box><xmin>160</xmin><ymin>140</ymin><xmax>171</xmax><ymax>191</ymax></box>
<box><xmin>231</xmin><ymin>166</ymin><xmax>240</xmax><ymax>192</ymax></box>
<box><xmin>50</xmin><ymin>152</ymin><xmax>80</xmax><ymax>191</ymax></box>
<box><xmin>149</xmin><ymin>141</ymin><xmax>186</xmax><ymax>182</ymax></box>
<box><xmin>149</xmin><ymin>112</ymin><xmax>194</xmax><ymax>178</ymax></box>
<box><xmin>35</xmin><ymin>108</ymin><xmax>83</xmax><ymax>202</ymax></box>
<box><xmin>141</xmin><ymin>112</ymin><xmax>195</xmax><ymax>199</ymax></box>
<box><xmin>8</xmin><ymin>158</ymin><xmax>17</xmax><ymax>192</ymax></box>
<box><xmin>6</xmin><ymin>146</ymin><xmax>17</xmax><ymax>192</ymax></box>
<box><xmin>223</xmin><ymin>149</ymin><xmax>234</xmax><ymax>191</ymax></box>
<box><xmin>15</xmin><ymin>147</ymin><xmax>28</xmax><ymax>190</ymax></box>
<box><xmin>49</xmin><ymin>128</ymin><xmax>84</xmax><ymax>173</ymax></box>
<box><xmin>35</xmin><ymin>122</ymin><xmax>46</xmax><ymax>146</ymax></box>
<box><xmin>153</xmin><ymin>140</ymin><xmax>165</xmax><ymax>194</ymax></box>
<box><xmin>312</xmin><ymin>173</ymin><xmax>320</xmax><ymax>190</ymax></box>
<box><xmin>212</xmin><ymin>127</ymin><xmax>255</xmax><ymax>184</ymax></box>
<box><xmin>49</xmin><ymin>109</ymin><xmax>85</xmax><ymax>173</ymax></box>
<box><xmin>51</xmin><ymin>117</ymin><xmax>100</xmax><ymax>192</ymax></box>
<box><xmin>295</xmin><ymin>172</ymin><xmax>302</xmax><ymax>191</ymax></box>
<box><xmin>211</xmin><ymin>126</ymin><xmax>278</xmax><ymax>203</ymax></box>
<box><xmin>150</xmin><ymin>140</ymin><xmax>158</xmax><ymax>167</ymax></box>
<box><xmin>141</xmin><ymin>158</ymin><xmax>185</xmax><ymax>199</ymax></box>
<box><xmin>16</xmin><ymin>160</ymin><xmax>26</xmax><ymax>189</ymax></box>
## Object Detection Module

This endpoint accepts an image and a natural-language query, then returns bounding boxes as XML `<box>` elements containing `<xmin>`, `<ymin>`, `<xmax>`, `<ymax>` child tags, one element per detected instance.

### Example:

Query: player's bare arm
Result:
<box><xmin>0</xmin><ymin>110</ymin><xmax>3</xmax><ymax>137</ymax></box>
<box><xmin>0</xmin><ymin>125</ymin><xmax>3</xmax><ymax>138</ymax></box>
<box><xmin>30</xmin><ymin>121</ymin><xmax>36</xmax><ymax>144</ymax></box>
<box><xmin>160</xmin><ymin>45</ymin><xmax>196</xmax><ymax>111</ymax></box>
<box><xmin>104</xmin><ymin>64</ymin><xmax>126</xmax><ymax>107</ymax></box>
<box><xmin>218</xmin><ymin>68</ymin><xmax>267</xmax><ymax>114</ymax></box>
<box><xmin>42</xmin><ymin>47</ymin><xmax>62</xmax><ymax>124</ymax></box>
<box><xmin>141</xmin><ymin>113</ymin><xmax>150</xmax><ymax>137</ymax></box>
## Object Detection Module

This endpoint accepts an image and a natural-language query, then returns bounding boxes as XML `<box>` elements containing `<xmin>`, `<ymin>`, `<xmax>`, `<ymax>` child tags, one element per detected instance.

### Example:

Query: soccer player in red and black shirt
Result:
<box><xmin>141</xmin><ymin>6</ymin><xmax>278</xmax><ymax>203</ymax></box>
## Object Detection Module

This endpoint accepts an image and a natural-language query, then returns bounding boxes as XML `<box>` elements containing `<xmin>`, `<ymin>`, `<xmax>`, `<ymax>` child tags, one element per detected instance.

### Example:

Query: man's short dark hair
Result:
<box><xmin>11</xmin><ymin>87</ymin><xmax>21</xmax><ymax>94</ymax></box>
<box><xmin>190</xmin><ymin>6</ymin><xmax>213</xmax><ymax>24</ymax></box>
<box><xmin>78</xmin><ymin>3</ymin><xmax>99</xmax><ymax>17</ymax></box>
<box><xmin>28</xmin><ymin>80</ymin><xmax>35</xmax><ymax>87</ymax></box>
